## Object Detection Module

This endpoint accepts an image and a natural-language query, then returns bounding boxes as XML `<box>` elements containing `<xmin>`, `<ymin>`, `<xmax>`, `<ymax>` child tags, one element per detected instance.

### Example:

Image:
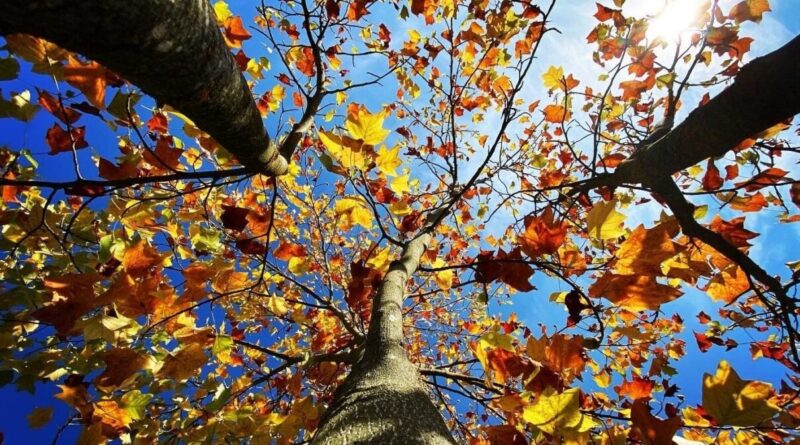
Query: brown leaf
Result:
<box><xmin>46</xmin><ymin>124</ymin><xmax>88</xmax><ymax>155</ymax></box>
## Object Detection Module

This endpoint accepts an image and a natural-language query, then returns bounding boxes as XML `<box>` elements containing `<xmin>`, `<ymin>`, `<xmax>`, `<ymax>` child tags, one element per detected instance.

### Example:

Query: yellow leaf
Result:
<box><xmin>334</xmin><ymin>197</ymin><xmax>373</xmax><ymax>230</ymax></box>
<box><xmin>390</xmin><ymin>173</ymin><xmax>411</xmax><ymax>194</ymax></box>
<box><xmin>319</xmin><ymin>130</ymin><xmax>374</xmax><ymax>170</ymax></box>
<box><xmin>213</xmin><ymin>0</ymin><xmax>232</xmax><ymax>23</ymax></box>
<box><xmin>376</xmin><ymin>145</ymin><xmax>402</xmax><ymax>176</ymax></box>
<box><xmin>288</xmin><ymin>256</ymin><xmax>310</xmax><ymax>275</ymax></box>
<box><xmin>345</xmin><ymin>107</ymin><xmax>390</xmax><ymax>145</ymax></box>
<box><xmin>541</xmin><ymin>65</ymin><xmax>564</xmax><ymax>90</ymax></box>
<box><xmin>432</xmin><ymin>258</ymin><xmax>454</xmax><ymax>290</ymax></box>
<box><xmin>335</xmin><ymin>91</ymin><xmax>347</xmax><ymax>105</ymax></box>
<box><xmin>27</xmin><ymin>407</ymin><xmax>53</xmax><ymax>429</ymax></box>
<box><xmin>702</xmin><ymin>360</ymin><xmax>779</xmax><ymax>426</ymax></box>
<box><xmin>389</xmin><ymin>199</ymin><xmax>412</xmax><ymax>216</ymax></box>
<box><xmin>586</xmin><ymin>199</ymin><xmax>626</xmax><ymax>240</ymax></box>
<box><xmin>268</xmin><ymin>296</ymin><xmax>290</xmax><ymax>316</ymax></box>
<box><xmin>523</xmin><ymin>387</ymin><xmax>598</xmax><ymax>436</ymax></box>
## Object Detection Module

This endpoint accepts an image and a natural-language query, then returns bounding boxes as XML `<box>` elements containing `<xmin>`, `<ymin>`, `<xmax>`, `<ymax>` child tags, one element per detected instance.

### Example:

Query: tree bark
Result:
<box><xmin>312</xmin><ymin>234</ymin><xmax>458</xmax><ymax>445</ymax></box>
<box><xmin>589</xmin><ymin>34</ymin><xmax>800</xmax><ymax>189</ymax></box>
<box><xmin>0</xmin><ymin>0</ymin><xmax>288</xmax><ymax>175</ymax></box>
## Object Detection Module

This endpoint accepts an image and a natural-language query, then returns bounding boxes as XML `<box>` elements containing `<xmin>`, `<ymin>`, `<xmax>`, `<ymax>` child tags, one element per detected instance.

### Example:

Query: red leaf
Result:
<box><xmin>702</xmin><ymin>159</ymin><xmax>724</xmax><ymax>191</ymax></box>
<box><xmin>221</xmin><ymin>206</ymin><xmax>250</xmax><ymax>232</ymax></box>
<box><xmin>46</xmin><ymin>124</ymin><xmax>88</xmax><ymax>155</ymax></box>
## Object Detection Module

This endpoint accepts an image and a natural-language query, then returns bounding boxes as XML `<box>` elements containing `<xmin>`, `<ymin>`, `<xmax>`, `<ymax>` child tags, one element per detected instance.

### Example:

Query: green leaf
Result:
<box><xmin>122</xmin><ymin>390</ymin><xmax>153</xmax><ymax>420</ymax></box>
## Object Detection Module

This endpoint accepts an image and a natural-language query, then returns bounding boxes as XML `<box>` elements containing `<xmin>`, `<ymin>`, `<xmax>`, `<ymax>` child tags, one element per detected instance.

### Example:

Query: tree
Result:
<box><xmin>0</xmin><ymin>0</ymin><xmax>799</xmax><ymax>443</ymax></box>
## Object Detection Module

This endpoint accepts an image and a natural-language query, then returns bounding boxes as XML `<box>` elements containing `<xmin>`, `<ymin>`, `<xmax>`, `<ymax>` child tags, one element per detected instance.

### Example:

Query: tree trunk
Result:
<box><xmin>0</xmin><ymin>0</ymin><xmax>288</xmax><ymax>175</ymax></box>
<box><xmin>584</xmin><ymin>34</ymin><xmax>800</xmax><ymax>190</ymax></box>
<box><xmin>312</xmin><ymin>234</ymin><xmax>458</xmax><ymax>445</ymax></box>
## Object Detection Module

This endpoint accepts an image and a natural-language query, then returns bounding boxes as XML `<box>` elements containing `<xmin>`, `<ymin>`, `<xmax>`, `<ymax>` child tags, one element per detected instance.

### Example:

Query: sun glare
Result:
<box><xmin>648</xmin><ymin>0</ymin><xmax>705</xmax><ymax>43</ymax></box>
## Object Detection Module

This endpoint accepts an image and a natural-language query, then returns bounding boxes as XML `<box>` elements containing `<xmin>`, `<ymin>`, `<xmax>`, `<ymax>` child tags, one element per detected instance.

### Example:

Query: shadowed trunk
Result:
<box><xmin>312</xmin><ymin>234</ymin><xmax>458</xmax><ymax>444</ymax></box>
<box><xmin>583</xmin><ymin>34</ymin><xmax>800</xmax><ymax>190</ymax></box>
<box><xmin>0</xmin><ymin>0</ymin><xmax>288</xmax><ymax>175</ymax></box>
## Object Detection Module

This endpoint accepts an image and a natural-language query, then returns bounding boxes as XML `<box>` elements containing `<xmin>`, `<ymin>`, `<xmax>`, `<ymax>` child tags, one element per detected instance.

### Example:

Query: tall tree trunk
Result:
<box><xmin>579</xmin><ymin>34</ymin><xmax>800</xmax><ymax>191</ymax></box>
<box><xmin>0</xmin><ymin>0</ymin><xmax>288</xmax><ymax>175</ymax></box>
<box><xmin>312</xmin><ymin>234</ymin><xmax>458</xmax><ymax>445</ymax></box>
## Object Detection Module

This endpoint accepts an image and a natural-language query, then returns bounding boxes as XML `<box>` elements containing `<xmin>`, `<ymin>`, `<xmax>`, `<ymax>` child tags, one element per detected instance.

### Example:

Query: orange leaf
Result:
<box><xmin>735</xmin><ymin>167</ymin><xmax>787</xmax><ymax>192</ymax></box>
<box><xmin>274</xmin><ymin>241</ymin><xmax>307</xmax><ymax>261</ymax></box>
<box><xmin>728</xmin><ymin>0</ymin><xmax>770</xmax><ymax>24</ymax></box>
<box><xmin>614</xmin><ymin>221</ymin><xmax>682</xmax><ymax>276</ymax></box>
<box><xmin>630</xmin><ymin>399</ymin><xmax>682</xmax><ymax>445</ymax></box>
<box><xmin>542</xmin><ymin>104</ymin><xmax>568</xmax><ymax>123</ymax></box>
<box><xmin>63</xmin><ymin>56</ymin><xmax>107</xmax><ymax>109</ymax></box>
<box><xmin>122</xmin><ymin>241</ymin><xmax>165</xmax><ymax>278</ymax></box>
<box><xmin>518</xmin><ymin>207</ymin><xmax>568</xmax><ymax>258</ymax></box>
<box><xmin>223</xmin><ymin>16</ymin><xmax>252</xmax><ymax>48</ymax></box>
<box><xmin>615</xmin><ymin>376</ymin><xmax>655</xmax><ymax>400</ymax></box>
<box><xmin>706</xmin><ymin>265</ymin><xmax>750</xmax><ymax>303</ymax></box>
<box><xmin>589</xmin><ymin>273</ymin><xmax>683</xmax><ymax>311</ymax></box>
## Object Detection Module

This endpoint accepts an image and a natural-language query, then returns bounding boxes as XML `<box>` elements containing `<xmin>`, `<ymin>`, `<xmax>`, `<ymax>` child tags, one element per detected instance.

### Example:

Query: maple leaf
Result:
<box><xmin>630</xmin><ymin>399</ymin><xmax>682</xmax><ymax>445</ymax></box>
<box><xmin>46</xmin><ymin>123</ymin><xmax>89</xmax><ymax>155</ymax></box>
<box><xmin>526</xmin><ymin>334</ymin><xmax>586</xmax><ymax>383</ymax></box>
<box><xmin>589</xmin><ymin>273</ymin><xmax>683</xmax><ymax>311</ymax></box>
<box><xmin>93</xmin><ymin>399</ymin><xmax>132</xmax><ymax>437</ymax></box>
<box><xmin>703</xmin><ymin>360</ymin><xmax>779</xmax><ymax>426</ymax></box>
<box><xmin>220</xmin><ymin>205</ymin><xmax>250</xmax><ymax>232</ymax></box>
<box><xmin>613</xmin><ymin>220</ymin><xmax>682</xmax><ymax>276</ymax></box>
<box><xmin>319</xmin><ymin>130</ymin><xmax>375</xmax><ymax>171</ymax></box>
<box><xmin>122</xmin><ymin>241</ymin><xmax>165</xmax><ymax>278</ymax></box>
<box><xmin>376</xmin><ymin>145</ymin><xmax>402</xmax><ymax>176</ymax></box>
<box><xmin>95</xmin><ymin>348</ymin><xmax>147</xmax><ymax>390</ymax></box>
<box><xmin>63</xmin><ymin>56</ymin><xmax>107</xmax><ymax>109</ymax></box>
<box><xmin>334</xmin><ymin>196</ymin><xmax>373</xmax><ymax>230</ymax></box>
<box><xmin>522</xmin><ymin>387</ymin><xmax>597</xmax><ymax>438</ymax></box>
<box><xmin>156</xmin><ymin>343</ymin><xmax>208</xmax><ymax>381</ymax></box>
<box><xmin>518</xmin><ymin>207</ymin><xmax>568</xmax><ymax>258</ymax></box>
<box><xmin>728</xmin><ymin>0</ymin><xmax>771</xmax><ymax>24</ymax></box>
<box><xmin>705</xmin><ymin>264</ymin><xmax>750</xmax><ymax>303</ymax></box>
<box><xmin>615</xmin><ymin>376</ymin><xmax>655</xmax><ymax>400</ymax></box>
<box><xmin>483</xmin><ymin>425</ymin><xmax>528</xmax><ymax>445</ymax></box>
<box><xmin>37</xmin><ymin>89</ymin><xmax>80</xmax><ymax>124</ymax></box>
<box><xmin>223</xmin><ymin>16</ymin><xmax>251</xmax><ymax>48</ymax></box>
<box><xmin>586</xmin><ymin>199</ymin><xmax>626</xmax><ymax>240</ymax></box>
<box><xmin>542</xmin><ymin>104</ymin><xmax>568</xmax><ymax>123</ymax></box>
<box><xmin>541</xmin><ymin>65</ymin><xmax>564</xmax><ymax>90</ymax></box>
<box><xmin>702</xmin><ymin>159</ymin><xmax>724</xmax><ymax>191</ymax></box>
<box><xmin>345</xmin><ymin>107</ymin><xmax>390</xmax><ymax>145</ymax></box>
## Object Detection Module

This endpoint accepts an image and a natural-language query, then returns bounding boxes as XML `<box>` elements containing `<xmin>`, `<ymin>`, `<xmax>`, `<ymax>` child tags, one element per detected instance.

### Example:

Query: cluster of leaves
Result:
<box><xmin>0</xmin><ymin>0</ymin><xmax>799</xmax><ymax>443</ymax></box>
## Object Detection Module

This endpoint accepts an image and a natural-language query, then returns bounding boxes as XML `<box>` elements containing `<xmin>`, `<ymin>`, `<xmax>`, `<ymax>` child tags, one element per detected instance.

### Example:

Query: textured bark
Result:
<box><xmin>0</xmin><ymin>0</ymin><xmax>288</xmax><ymax>175</ymax></box>
<box><xmin>312</xmin><ymin>234</ymin><xmax>458</xmax><ymax>445</ymax></box>
<box><xmin>611</xmin><ymin>34</ymin><xmax>800</xmax><ymax>186</ymax></box>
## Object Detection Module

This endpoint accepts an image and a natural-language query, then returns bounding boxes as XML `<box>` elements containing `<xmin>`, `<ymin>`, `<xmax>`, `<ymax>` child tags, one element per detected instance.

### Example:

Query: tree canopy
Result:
<box><xmin>0</xmin><ymin>0</ymin><xmax>799</xmax><ymax>444</ymax></box>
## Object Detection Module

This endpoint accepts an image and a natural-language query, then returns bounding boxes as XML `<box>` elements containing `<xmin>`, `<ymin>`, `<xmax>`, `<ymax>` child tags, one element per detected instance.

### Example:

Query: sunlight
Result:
<box><xmin>648</xmin><ymin>0</ymin><xmax>706</xmax><ymax>43</ymax></box>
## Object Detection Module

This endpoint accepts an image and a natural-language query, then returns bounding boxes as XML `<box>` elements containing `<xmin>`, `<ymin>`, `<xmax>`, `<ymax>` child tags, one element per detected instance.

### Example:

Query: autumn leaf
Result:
<box><xmin>122</xmin><ymin>241</ymin><xmax>165</xmax><ymax>278</ymax></box>
<box><xmin>523</xmin><ymin>387</ymin><xmax>597</xmax><ymax>437</ymax></box>
<box><xmin>46</xmin><ymin>123</ymin><xmax>89</xmax><ymax>155</ymax></box>
<box><xmin>615</xmin><ymin>376</ymin><xmax>655</xmax><ymax>400</ymax></box>
<box><xmin>518</xmin><ymin>207</ymin><xmax>568</xmax><ymax>258</ymax></box>
<box><xmin>630</xmin><ymin>399</ymin><xmax>682</xmax><ymax>445</ymax></box>
<box><xmin>345</xmin><ymin>107</ymin><xmax>390</xmax><ymax>145</ymax></box>
<box><xmin>63</xmin><ymin>56</ymin><xmax>107</xmax><ymax>109</ymax></box>
<box><xmin>589</xmin><ymin>273</ymin><xmax>683</xmax><ymax>311</ymax></box>
<box><xmin>334</xmin><ymin>196</ymin><xmax>373</xmax><ymax>230</ymax></box>
<box><xmin>542</xmin><ymin>104</ymin><xmax>568</xmax><ymax>123</ymax></box>
<box><xmin>614</xmin><ymin>220</ymin><xmax>682</xmax><ymax>276</ymax></box>
<box><xmin>705</xmin><ymin>264</ymin><xmax>750</xmax><ymax>303</ymax></box>
<box><xmin>223</xmin><ymin>16</ymin><xmax>252</xmax><ymax>48</ymax></box>
<box><xmin>319</xmin><ymin>130</ymin><xmax>375</xmax><ymax>171</ymax></box>
<box><xmin>586</xmin><ymin>199</ymin><xmax>626</xmax><ymax>240</ymax></box>
<box><xmin>156</xmin><ymin>343</ymin><xmax>207</xmax><ymax>381</ymax></box>
<box><xmin>95</xmin><ymin>348</ymin><xmax>147</xmax><ymax>390</ymax></box>
<box><xmin>541</xmin><ymin>65</ymin><xmax>564</xmax><ymax>90</ymax></box>
<box><xmin>728</xmin><ymin>0</ymin><xmax>771</xmax><ymax>24</ymax></box>
<box><xmin>27</xmin><ymin>407</ymin><xmax>53</xmax><ymax>429</ymax></box>
<box><xmin>702</xmin><ymin>360</ymin><xmax>779</xmax><ymax>426</ymax></box>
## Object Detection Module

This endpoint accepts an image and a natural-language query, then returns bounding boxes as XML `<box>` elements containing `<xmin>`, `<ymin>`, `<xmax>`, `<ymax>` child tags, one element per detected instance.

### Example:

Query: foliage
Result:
<box><xmin>0</xmin><ymin>0</ymin><xmax>799</xmax><ymax>443</ymax></box>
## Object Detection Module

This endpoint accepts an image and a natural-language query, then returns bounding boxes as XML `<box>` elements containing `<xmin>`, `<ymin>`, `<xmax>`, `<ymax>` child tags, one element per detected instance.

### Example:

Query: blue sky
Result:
<box><xmin>1</xmin><ymin>0</ymin><xmax>799</xmax><ymax>443</ymax></box>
